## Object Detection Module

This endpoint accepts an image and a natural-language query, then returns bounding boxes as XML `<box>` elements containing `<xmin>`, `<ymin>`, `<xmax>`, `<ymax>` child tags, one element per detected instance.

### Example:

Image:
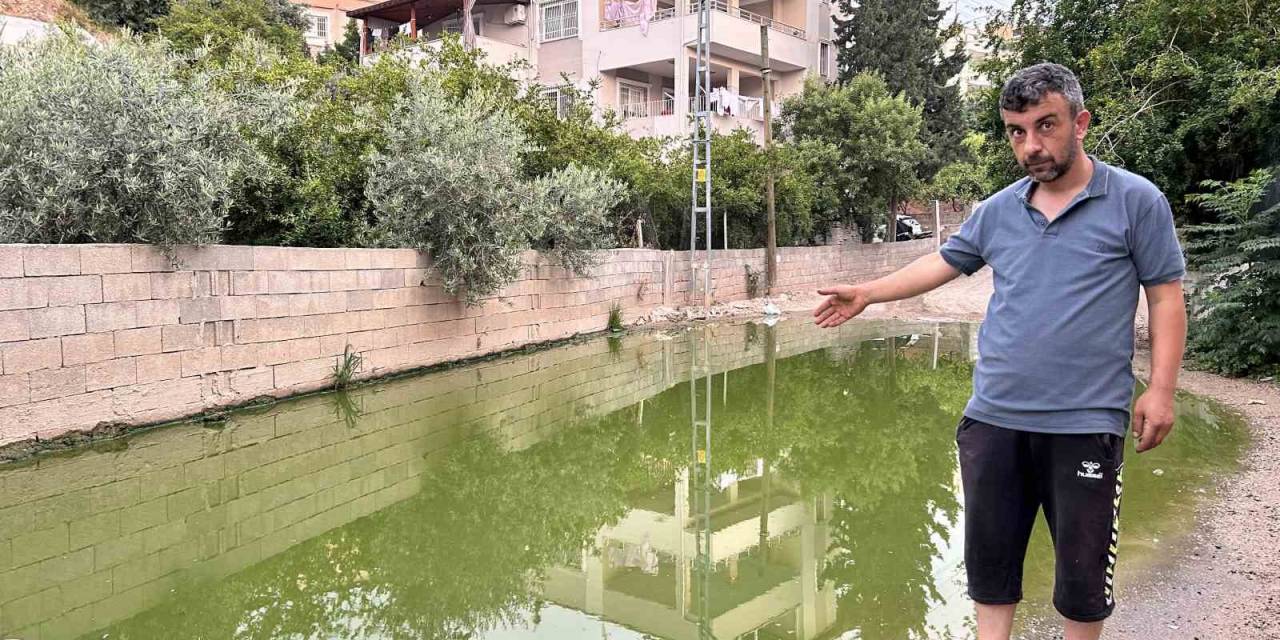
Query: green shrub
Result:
<box><xmin>367</xmin><ymin>75</ymin><xmax>622</xmax><ymax>304</ymax></box>
<box><xmin>154</xmin><ymin>0</ymin><xmax>307</xmax><ymax>61</ymax></box>
<box><xmin>73</xmin><ymin>0</ymin><xmax>168</xmax><ymax>30</ymax></box>
<box><xmin>1183</xmin><ymin>168</ymin><xmax>1280</xmax><ymax>377</ymax></box>
<box><xmin>607</xmin><ymin>303</ymin><xmax>624</xmax><ymax>333</ymax></box>
<box><xmin>366</xmin><ymin>77</ymin><xmax>544</xmax><ymax>303</ymax></box>
<box><xmin>0</xmin><ymin>32</ymin><xmax>251</xmax><ymax>249</ymax></box>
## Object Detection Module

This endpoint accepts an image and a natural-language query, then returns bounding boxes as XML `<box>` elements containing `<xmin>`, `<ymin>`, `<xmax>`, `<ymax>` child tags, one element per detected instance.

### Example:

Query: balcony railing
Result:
<box><xmin>689</xmin><ymin>0</ymin><xmax>806</xmax><ymax>39</ymax></box>
<box><xmin>600</xmin><ymin>5</ymin><xmax>678</xmax><ymax>31</ymax></box>
<box><xmin>619</xmin><ymin>96</ymin><xmax>677</xmax><ymax>119</ymax></box>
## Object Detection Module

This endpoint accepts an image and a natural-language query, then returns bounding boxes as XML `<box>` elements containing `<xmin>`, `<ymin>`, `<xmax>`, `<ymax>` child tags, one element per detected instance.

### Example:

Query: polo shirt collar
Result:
<box><xmin>1016</xmin><ymin>155</ymin><xmax>1111</xmax><ymax>203</ymax></box>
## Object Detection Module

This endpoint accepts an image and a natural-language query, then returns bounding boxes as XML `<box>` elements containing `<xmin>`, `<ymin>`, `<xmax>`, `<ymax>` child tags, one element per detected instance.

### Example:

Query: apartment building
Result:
<box><xmin>346</xmin><ymin>0</ymin><xmax>837</xmax><ymax>141</ymax></box>
<box><xmin>298</xmin><ymin>0</ymin><xmax>380</xmax><ymax>55</ymax></box>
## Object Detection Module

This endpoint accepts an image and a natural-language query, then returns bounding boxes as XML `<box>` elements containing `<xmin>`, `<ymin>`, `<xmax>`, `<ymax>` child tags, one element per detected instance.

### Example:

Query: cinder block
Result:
<box><xmin>179</xmin><ymin>297</ymin><xmax>223</xmax><ymax>324</ymax></box>
<box><xmin>254</xmin><ymin>294</ymin><xmax>291</xmax><ymax>319</ymax></box>
<box><xmin>173</xmin><ymin>245</ymin><xmax>254</xmax><ymax>271</ymax></box>
<box><xmin>266</xmin><ymin>271</ymin><xmax>316</xmax><ymax>294</ymax></box>
<box><xmin>85</xmin><ymin>302</ymin><xmax>138</xmax><ymax>333</ymax></box>
<box><xmin>150</xmin><ymin>272</ymin><xmax>194</xmax><ymax>299</ymax></box>
<box><xmin>102</xmin><ymin>272</ymin><xmax>152</xmax><ymax>302</ymax></box>
<box><xmin>0</xmin><ymin>245</ymin><xmax>23</xmax><ymax>278</ymax></box>
<box><xmin>0</xmin><ymin>309</ymin><xmax>30</xmax><ymax>343</ymax></box>
<box><xmin>161</xmin><ymin>324</ymin><xmax>204</xmax><ymax>352</ymax></box>
<box><xmin>0</xmin><ymin>372</ymin><xmax>28</xmax><ymax>407</ymax></box>
<box><xmin>135</xmin><ymin>299</ymin><xmax>180</xmax><ymax>327</ymax></box>
<box><xmin>62</xmin><ymin>332</ymin><xmax>115</xmax><ymax>366</ymax></box>
<box><xmin>113</xmin><ymin>327</ymin><xmax>162</xmax><ymax>357</ymax></box>
<box><xmin>28</xmin><ymin>390</ymin><xmax>116</xmax><ymax>437</ymax></box>
<box><xmin>0</xmin><ymin>278</ymin><xmax>48</xmax><ymax>311</ymax></box>
<box><xmin>80</xmin><ymin>245</ymin><xmax>133</xmax><ymax>275</ymax></box>
<box><xmin>29</xmin><ymin>306</ymin><xmax>86</xmax><ymax>339</ymax></box>
<box><xmin>24</xmin><ymin>245</ymin><xmax>81</xmax><ymax>276</ymax></box>
<box><xmin>44</xmin><ymin>275</ymin><xmax>103</xmax><ymax>307</ymax></box>
<box><xmin>181</xmin><ymin>347</ymin><xmax>223</xmax><ymax>377</ymax></box>
<box><xmin>227</xmin><ymin>366</ymin><xmax>276</xmax><ymax>398</ymax></box>
<box><xmin>273</xmin><ymin>357</ymin><xmax>335</xmax><ymax>390</ymax></box>
<box><xmin>86</xmin><ymin>358</ymin><xmax>136</xmax><ymax>392</ymax></box>
<box><xmin>230</xmin><ymin>271</ymin><xmax>269</xmax><ymax>296</ymax></box>
<box><xmin>135</xmin><ymin>353</ymin><xmax>182</xmax><ymax>383</ymax></box>
<box><xmin>29</xmin><ymin>365</ymin><xmax>87</xmax><ymax>402</ymax></box>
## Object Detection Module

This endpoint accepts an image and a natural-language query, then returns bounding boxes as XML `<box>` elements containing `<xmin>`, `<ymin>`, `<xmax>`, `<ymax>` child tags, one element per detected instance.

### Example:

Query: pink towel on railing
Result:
<box><xmin>606</xmin><ymin>0</ymin><xmax>657</xmax><ymax>34</ymax></box>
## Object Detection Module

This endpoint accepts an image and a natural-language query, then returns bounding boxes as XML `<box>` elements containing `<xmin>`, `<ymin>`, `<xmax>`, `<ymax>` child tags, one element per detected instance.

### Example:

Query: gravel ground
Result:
<box><xmin>772</xmin><ymin>269</ymin><xmax>1279</xmax><ymax>639</ymax></box>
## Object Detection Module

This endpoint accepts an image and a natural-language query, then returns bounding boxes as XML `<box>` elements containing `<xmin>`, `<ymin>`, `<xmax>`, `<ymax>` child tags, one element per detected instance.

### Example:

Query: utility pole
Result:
<box><xmin>760</xmin><ymin>25</ymin><xmax>777</xmax><ymax>294</ymax></box>
<box><xmin>691</xmin><ymin>0</ymin><xmax>714</xmax><ymax>308</ymax></box>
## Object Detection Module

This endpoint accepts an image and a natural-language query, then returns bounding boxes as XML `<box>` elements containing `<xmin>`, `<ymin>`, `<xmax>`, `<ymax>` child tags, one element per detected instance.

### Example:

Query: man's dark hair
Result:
<box><xmin>1000</xmin><ymin>63</ymin><xmax>1085</xmax><ymax>115</ymax></box>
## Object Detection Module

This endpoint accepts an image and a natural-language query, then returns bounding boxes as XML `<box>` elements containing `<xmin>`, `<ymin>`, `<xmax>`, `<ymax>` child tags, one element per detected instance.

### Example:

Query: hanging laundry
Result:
<box><xmin>605</xmin><ymin>0</ymin><xmax>658</xmax><ymax>34</ymax></box>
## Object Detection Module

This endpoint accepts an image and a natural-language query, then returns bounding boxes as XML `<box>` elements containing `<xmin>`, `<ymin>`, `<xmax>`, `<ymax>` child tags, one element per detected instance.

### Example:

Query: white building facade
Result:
<box><xmin>348</xmin><ymin>0</ymin><xmax>838</xmax><ymax>141</ymax></box>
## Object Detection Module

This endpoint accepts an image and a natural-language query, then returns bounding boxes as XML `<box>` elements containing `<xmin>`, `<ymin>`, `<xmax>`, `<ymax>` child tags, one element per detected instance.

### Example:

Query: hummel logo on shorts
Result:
<box><xmin>1078</xmin><ymin>461</ymin><xmax>1103</xmax><ymax>480</ymax></box>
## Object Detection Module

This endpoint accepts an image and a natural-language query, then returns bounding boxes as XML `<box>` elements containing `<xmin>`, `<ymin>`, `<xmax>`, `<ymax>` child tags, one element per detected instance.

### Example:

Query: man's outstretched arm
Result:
<box><xmin>814</xmin><ymin>252</ymin><xmax>963</xmax><ymax>328</ymax></box>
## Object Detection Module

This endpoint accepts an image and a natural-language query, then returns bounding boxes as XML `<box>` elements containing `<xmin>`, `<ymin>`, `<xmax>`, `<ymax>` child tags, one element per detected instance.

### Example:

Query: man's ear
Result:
<box><xmin>1075</xmin><ymin>108</ymin><xmax>1092</xmax><ymax>141</ymax></box>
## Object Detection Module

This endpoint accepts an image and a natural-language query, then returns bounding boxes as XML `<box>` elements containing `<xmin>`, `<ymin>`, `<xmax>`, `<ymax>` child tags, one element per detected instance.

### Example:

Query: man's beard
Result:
<box><xmin>1021</xmin><ymin>144</ymin><xmax>1077</xmax><ymax>182</ymax></box>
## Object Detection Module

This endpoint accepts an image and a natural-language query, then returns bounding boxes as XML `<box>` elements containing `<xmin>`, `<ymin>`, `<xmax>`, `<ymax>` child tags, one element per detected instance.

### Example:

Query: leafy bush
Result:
<box><xmin>1182</xmin><ymin>168</ymin><xmax>1280</xmax><ymax>377</ymax></box>
<box><xmin>154</xmin><ymin>0</ymin><xmax>307</xmax><ymax>61</ymax></box>
<box><xmin>203</xmin><ymin>39</ymin><xmax>406</xmax><ymax>247</ymax></box>
<box><xmin>0</xmin><ymin>32</ymin><xmax>251</xmax><ymax>248</ymax></box>
<box><xmin>73</xmin><ymin>0</ymin><xmax>168</xmax><ymax>30</ymax></box>
<box><xmin>366</xmin><ymin>76</ymin><xmax>623</xmax><ymax>303</ymax></box>
<box><xmin>527</xmin><ymin>164</ymin><xmax>626</xmax><ymax>275</ymax></box>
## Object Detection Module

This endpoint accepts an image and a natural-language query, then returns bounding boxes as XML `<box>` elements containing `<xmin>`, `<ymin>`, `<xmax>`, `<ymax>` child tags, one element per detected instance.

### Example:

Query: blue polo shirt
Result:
<box><xmin>940</xmin><ymin>157</ymin><xmax>1186</xmax><ymax>437</ymax></box>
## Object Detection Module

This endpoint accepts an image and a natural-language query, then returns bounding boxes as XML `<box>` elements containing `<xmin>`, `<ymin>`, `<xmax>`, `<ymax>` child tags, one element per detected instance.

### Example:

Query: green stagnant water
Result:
<box><xmin>0</xmin><ymin>320</ymin><xmax>1248</xmax><ymax>640</ymax></box>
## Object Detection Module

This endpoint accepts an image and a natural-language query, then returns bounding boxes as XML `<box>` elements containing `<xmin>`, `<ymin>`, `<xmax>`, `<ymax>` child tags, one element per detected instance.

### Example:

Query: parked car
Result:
<box><xmin>873</xmin><ymin>214</ymin><xmax>934</xmax><ymax>242</ymax></box>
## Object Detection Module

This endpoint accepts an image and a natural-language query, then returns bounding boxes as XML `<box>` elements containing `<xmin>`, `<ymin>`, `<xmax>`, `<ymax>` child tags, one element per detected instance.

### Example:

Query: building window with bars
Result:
<box><xmin>618</xmin><ymin>80</ymin><xmax>650</xmax><ymax>119</ymax></box>
<box><xmin>540</xmin><ymin>0</ymin><xmax>579</xmax><ymax>41</ymax></box>
<box><xmin>542</xmin><ymin>87</ymin><xmax>575</xmax><ymax>118</ymax></box>
<box><xmin>307</xmin><ymin>14</ymin><xmax>329</xmax><ymax>39</ymax></box>
<box><xmin>820</xmin><ymin>41</ymin><xmax>831</xmax><ymax>78</ymax></box>
<box><xmin>443</xmin><ymin>12</ymin><xmax>484</xmax><ymax>36</ymax></box>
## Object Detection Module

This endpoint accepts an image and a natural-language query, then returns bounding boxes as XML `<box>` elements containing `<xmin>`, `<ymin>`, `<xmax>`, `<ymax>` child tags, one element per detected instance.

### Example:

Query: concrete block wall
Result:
<box><xmin>0</xmin><ymin>319</ymin><xmax>968</xmax><ymax>638</ymax></box>
<box><xmin>0</xmin><ymin>240</ymin><xmax>936</xmax><ymax>447</ymax></box>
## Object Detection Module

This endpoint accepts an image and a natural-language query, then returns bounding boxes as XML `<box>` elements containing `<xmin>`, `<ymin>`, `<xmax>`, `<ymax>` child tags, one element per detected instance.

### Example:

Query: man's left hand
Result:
<box><xmin>1132</xmin><ymin>387</ymin><xmax>1176</xmax><ymax>453</ymax></box>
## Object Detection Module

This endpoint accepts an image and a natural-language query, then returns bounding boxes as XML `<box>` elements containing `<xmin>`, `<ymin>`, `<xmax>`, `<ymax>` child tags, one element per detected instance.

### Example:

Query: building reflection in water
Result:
<box><xmin>544</xmin><ymin>325</ymin><xmax>840</xmax><ymax>640</ymax></box>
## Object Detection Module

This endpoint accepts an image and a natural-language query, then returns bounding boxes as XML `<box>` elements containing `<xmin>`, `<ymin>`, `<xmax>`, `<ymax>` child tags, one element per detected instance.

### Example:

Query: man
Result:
<box><xmin>813</xmin><ymin>63</ymin><xmax>1187</xmax><ymax>640</ymax></box>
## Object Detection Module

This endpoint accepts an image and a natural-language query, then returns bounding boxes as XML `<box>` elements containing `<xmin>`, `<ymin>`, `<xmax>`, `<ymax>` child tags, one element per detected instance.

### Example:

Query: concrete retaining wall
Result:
<box><xmin>0</xmin><ymin>240</ymin><xmax>936</xmax><ymax>446</ymax></box>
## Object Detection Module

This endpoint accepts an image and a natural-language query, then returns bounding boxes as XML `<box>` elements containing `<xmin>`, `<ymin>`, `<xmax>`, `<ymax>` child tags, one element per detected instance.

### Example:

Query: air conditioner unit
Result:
<box><xmin>504</xmin><ymin>5</ymin><xmax>527</xmax><ymax>25</ymax></box>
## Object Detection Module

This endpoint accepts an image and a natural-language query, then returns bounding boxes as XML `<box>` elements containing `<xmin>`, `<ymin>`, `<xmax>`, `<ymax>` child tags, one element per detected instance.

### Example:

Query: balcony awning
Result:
<box><xmin>348</xmin><ymin>0</ymin><xmax>527</xmax><ymax>23</ymax></box>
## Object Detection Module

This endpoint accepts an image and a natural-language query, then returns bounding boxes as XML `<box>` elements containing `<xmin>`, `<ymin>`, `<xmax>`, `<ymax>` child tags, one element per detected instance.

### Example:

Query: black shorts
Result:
<box><xmin>956</xmin><ymin>415</ymin><xmax>1125</xmax><ymax>622</ymax></box>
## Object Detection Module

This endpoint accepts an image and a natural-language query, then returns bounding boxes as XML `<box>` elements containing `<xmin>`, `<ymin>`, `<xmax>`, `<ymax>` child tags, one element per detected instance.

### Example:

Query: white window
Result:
<box><xmin>307</xmin><ymin>14</ymin><xmax>329</xmax><ymax>39</ymax></box>
<box><xmin>540</xmin><ymin>0</ymin><xmax>579</xmax><ymax>41</ymax></box>
<box><xmin>542</xmin><ymin>87</ymin><xmax>575</xmax><ymax>118</ymax></box>
<box><xmin>618</xmin><ymin>80</ymin><xmax>649</xmax><ymax>119</ymax></box>
<box><xmin>443</xmin><ymin>12</ymin><xmax>484</xmax><ymax>36</ymax></box>
<box><xmin>820</xmin><ymin>42</ymin><xmax>831</xmax><ymax>78</ymax></box>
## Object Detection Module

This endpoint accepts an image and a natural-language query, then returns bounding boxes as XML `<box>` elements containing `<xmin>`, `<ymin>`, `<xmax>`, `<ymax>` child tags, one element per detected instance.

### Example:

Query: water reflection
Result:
<box><xmin>0</xmin><ymin>321</ymin><xmax>1245</xmax><ymax>640</ymax></box>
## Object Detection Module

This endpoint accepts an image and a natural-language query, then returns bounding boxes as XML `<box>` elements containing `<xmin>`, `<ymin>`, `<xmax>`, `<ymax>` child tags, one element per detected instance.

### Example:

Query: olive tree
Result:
<box><xmin>367</xmin><ymin>77</ymin><xmax>623</xmax><ymax>303</ymax></box>
<box><xmin>0</xmin><ymin>32</ymin><xmax>252</xmax><ymax>248</ymax></box>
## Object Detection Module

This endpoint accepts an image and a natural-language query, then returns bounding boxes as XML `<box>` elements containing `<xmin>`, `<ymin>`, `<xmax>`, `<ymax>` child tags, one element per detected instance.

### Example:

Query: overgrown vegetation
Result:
<box><xmin>1183</xmin><ymin>169</ymin><xmax>1280</xmax><ymax>377</ymax></box>
<box><xmin>607</xmin><ymin>303</ymin><xmax>624</xmax><ymax>333</ymax></box>
<box><xmin>0</xmin><ymin>34</ymin><xmax>251</xmax><ymax>249</ymax></box>
<box><xmin>332</xmin><ymin>345</ymin><xmax>363</xmax><ymax>389</ymax></box>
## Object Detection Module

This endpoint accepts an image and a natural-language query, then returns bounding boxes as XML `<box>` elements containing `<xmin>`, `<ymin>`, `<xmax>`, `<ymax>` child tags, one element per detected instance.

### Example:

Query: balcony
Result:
<box><xmin>362</xmin><ymin>35</ymin><xmax>530</xmax><ymax>67</ymax></box>
<box><xmin>691</xmin><ymin>0</ymin><xmax>805</xmax><ymax>39</ymax></box>
<box><xmin>593</xmin><ymin>0</ymin><xmax>810</xmax><ymax>73</ymax></box>
<box><xmin>600</xmin><ymin>4</ymin><xmax>678</xmax><ymax>31</ymax></box>
<box><xmin>618</xmin><ymin>92</ymin><xmax>771</xmax><ymax>142</ymax></box>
